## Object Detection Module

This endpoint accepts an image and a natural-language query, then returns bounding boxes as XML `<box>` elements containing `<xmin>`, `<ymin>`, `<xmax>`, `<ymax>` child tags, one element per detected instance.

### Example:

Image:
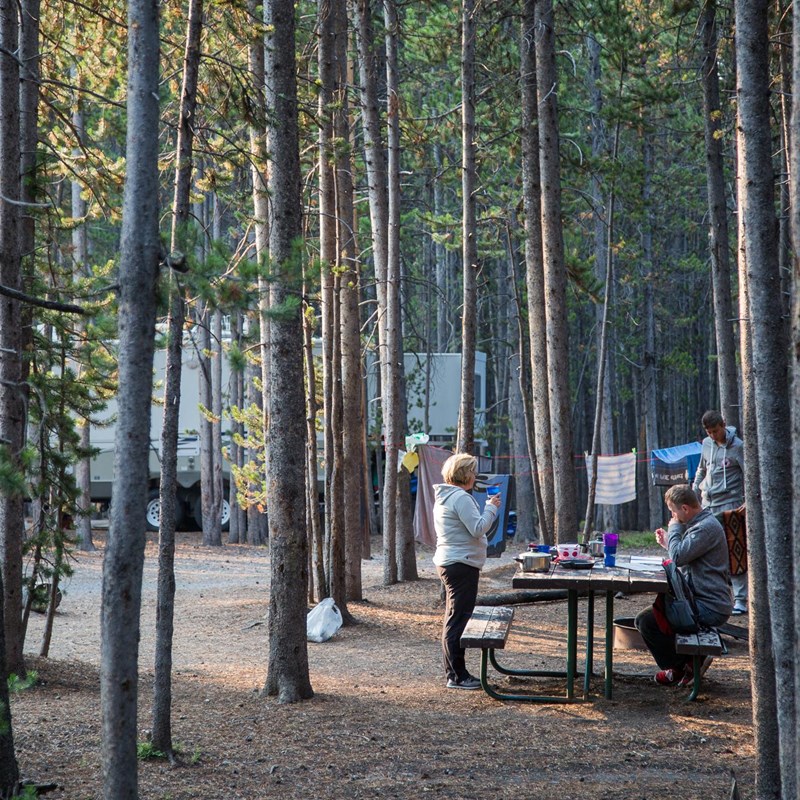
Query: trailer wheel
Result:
<box><xmin>190</xmin><ymin>488</ymin><xmax>230</xmax><ymax>532</ymax></box>
<box><xmin>145</xmin><ymin>488</ymin><xmax>186</xmax><ymax>532</ymax></box>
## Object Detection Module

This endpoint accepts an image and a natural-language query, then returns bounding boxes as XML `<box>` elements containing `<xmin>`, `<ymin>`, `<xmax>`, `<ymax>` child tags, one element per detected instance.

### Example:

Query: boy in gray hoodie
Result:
<box><xmin>691</xmin><ymin>410</ymin><xmax>747</xmax><ymax>613</ymax></box>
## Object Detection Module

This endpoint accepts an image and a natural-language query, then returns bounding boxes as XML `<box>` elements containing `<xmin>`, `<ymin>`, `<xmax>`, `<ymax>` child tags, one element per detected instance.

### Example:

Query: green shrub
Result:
<box><xmin>137</xmin><ymin>741</ymin><xmax>166</xmax><ymax>760</ymax></box>
<box><xmin>7</xmin><ymin>671</ymin><xmax>38</xmax><ymax>694</ymax></box>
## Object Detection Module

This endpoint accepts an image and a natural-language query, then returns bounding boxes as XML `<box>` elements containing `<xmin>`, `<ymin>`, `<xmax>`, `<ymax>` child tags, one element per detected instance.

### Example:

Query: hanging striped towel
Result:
<box><xmin>585</xmin><ymin>452</ymin><xmax>637</xmax><ymax>505</ymax></box>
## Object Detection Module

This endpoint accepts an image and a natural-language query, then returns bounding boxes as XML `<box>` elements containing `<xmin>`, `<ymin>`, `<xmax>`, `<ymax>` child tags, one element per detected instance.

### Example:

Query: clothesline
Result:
<box><xmin>378</xmin><ymin>440</ymin><xmax>700</xmax><ymax>466</ymax></box>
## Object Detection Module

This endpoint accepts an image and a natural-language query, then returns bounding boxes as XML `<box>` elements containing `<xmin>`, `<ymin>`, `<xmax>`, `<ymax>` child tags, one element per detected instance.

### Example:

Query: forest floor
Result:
<box><xmin>13</xmin><ymin>531</ymin><xmax>754</xmax><ymax>800</ymax></box>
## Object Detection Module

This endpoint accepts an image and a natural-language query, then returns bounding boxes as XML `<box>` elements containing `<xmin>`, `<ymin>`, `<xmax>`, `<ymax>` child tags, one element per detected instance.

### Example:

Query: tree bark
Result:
<box><xmin>735</xmin><ymin>1</ymin><xmax>794</xmax><ymax>794</ymax></box>
<box><xmin>535</xmin><ymin>0</ymin><xmax>577</xmax><ymax>542</ymax></box>
<box><xmin>587</xmin><ymin>33</ymin><xmax>617</xmax><ymax>535</ymax></box>
<box><xmin>434</xmin><ymin>143</ymin><xmax>448</xmax><ymax>352</ymax></box>
<box><xmin>210</xmin><ymin>303</ymin><xmax>224</xmax><ymax>538</ymax></box>
<box><xmin>262</xmin><ymin>0</ymin><xmax>313</xmax><ymax>702</ymax></box>
<box><xmin>790</xmin><ymin>7</ymin><xmax>800</xmax><ymax>796</ymax></box>
<box><xmin>520</xmin><ymin>0</ymin><xmax>553</xmax><ymax>542</ymax></box>
<box><xmin>100</xmin><ymin>0</ymin><xmax>161</xmax><ymax>792</ymax></box>
<box><xmin>198</xmin><ymin>302</ymin><xmax>221</xmax><ymax>545</ymax></box>
<box><xmin>456</xmin><ymin>0</ymin><xmax>477</xmax><ymax>454</ymax></box>
<box><xmin>738</xmin><ymin>195</ymin><xmax>781</xmax><ymax>800</ymax></box>
<box><xmin>0</xmin><ymin>0</ymin><xmax>25</xmax><ymax>681</ymax></box>
<box><xmin>640</xmin><ymin>125</ymin><xmax>661</xmax><ymax>531</ymax></box>
<box><xmin>246</xmin><ymin>0</ymin><xmax>269</xmax><ymax>551</ymax></box>
<box><xmin>334</xmin><ymin>0</ymin><xmax>366</xmax><ymax>600</ymax></box>
<box><xmin>71</xmin><ymin>89</ymin><xmax>96</xmax><ymax>554</ymax></box>
<box><xmin>318</xmin><ymin>0</ymin><xmax>343</xmax><ymax>603</ymax></box>
<box><xmin>701</xmin><ymin>0</ymin><xmax>739</xmax><ymax>431</ymax></box>
<box><xmin>385</xmin><ymin>0</ymin><xmax>414</xmax><ymax>583</ymax></box>
<box><xmin>582</xmin><ymin>114</ymin><xmax>619</xmax><ymax>542</ymax></box>
<box><xmin>352</xmin><ymin>0</ymin><xmax>393</xmax><ymax>581</ymax></box>
<box><xmin>0</xmin><ymin>0</ymin><xmax>20</xmax><ymax>739</ymax></box>
<box><xmin>303</xmin><ymin>307</ymin><xmax>325</xmax><ymax>600</ymax></box>
<box><xmin>152</xmin><ymin>0</ymin><xmax>203</xmax><ymax>757</ymax></box>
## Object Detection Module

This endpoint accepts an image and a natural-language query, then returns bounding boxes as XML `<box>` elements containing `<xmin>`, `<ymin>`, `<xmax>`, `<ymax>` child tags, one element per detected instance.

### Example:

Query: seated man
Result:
<box><xmin>635</xmin><ymin>484</ymin><xmax>733</xmax><ymax>687</ymax></box>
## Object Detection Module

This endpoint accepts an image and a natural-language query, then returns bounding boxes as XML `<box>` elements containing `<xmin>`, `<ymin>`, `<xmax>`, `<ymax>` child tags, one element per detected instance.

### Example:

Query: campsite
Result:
<box><xmin>11</xmin><ymin>530</ymin><xmax>754</xmax><ymax>799</ymax></box>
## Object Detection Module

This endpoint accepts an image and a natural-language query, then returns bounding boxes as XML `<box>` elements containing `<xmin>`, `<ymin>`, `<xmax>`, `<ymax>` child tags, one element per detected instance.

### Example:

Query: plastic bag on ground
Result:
<box><xmin>306</xmin><ymin>597</ymin><xmax>343</xmax><ymax>642</ymax></box>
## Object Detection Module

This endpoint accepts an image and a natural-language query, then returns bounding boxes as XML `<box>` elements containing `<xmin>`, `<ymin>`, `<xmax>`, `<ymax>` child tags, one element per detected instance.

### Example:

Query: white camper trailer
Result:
<box><xmin>89</xmin><ymin>343</ymin><xmax>486</xmax><ymax>530</ymax></box>
<box><xmin>89</xmin><ymin>343</ymin><xmax>232</xmax><ymax>531</ymax></box>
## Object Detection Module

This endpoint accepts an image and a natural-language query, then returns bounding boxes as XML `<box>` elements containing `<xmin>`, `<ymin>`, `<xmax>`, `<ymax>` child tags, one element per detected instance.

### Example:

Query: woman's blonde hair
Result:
<box><xmin>441</xmin><ymin>453</ymin><xmax>478</xmax><ymax>486</ymax></box>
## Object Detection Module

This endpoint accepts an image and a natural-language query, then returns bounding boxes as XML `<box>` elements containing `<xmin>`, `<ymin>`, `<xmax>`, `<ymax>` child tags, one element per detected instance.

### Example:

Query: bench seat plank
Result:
<box><xmin>675</xmin><ymin>630</ymin><xmax>723</xmax><ymax>656</ymax></box>
<box><xmin>460</xmin><ymin>606</ymin><xmax>514</xmax><ymax>650</ymax></box>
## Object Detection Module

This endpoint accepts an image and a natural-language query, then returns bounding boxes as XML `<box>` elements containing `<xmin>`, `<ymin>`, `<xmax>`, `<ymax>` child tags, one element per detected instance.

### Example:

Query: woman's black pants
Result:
<box><xmin>437</xmin><ymin>562</ymin><xmax>480</xmax><ymax>682</ymax></box>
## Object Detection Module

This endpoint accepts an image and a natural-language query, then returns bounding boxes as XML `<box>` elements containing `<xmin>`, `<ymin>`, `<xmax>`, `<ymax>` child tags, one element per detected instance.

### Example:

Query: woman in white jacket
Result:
<box><xmin>433</xmin><ymin>453</ymin><xmax>501</xmax><ymax>690</ymax></box>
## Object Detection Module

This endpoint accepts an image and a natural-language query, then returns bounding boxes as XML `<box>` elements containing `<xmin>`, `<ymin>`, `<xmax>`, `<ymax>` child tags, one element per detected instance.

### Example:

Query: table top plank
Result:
<box><xmin>511</xmin><ymin>558</ymin><xmax>666</xmax><ymax>594</ymax></box>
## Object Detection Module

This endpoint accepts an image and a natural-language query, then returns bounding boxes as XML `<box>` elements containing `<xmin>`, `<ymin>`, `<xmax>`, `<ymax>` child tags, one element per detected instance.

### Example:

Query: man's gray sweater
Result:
<box><xmin>667</xmin><ymin>508</ymin><xmax>733</xmax><ymax>619</ymax></box>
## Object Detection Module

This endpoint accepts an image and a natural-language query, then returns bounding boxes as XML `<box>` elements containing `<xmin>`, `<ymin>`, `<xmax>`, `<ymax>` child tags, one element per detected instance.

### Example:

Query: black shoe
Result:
<box><xmin>446</xmin><ymin>675</ymin><xmax>481</xmax><ymax>690</ymax></box>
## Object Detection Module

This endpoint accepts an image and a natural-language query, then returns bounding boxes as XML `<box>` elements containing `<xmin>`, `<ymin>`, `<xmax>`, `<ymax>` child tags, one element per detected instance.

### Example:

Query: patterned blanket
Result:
<box><xmin>719</xmin><ymin>508</ymin><xmax>747</xmax><ymax>576</ymax></box>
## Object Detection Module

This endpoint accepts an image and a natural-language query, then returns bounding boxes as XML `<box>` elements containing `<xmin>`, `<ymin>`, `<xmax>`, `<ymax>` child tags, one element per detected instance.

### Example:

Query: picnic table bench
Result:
<box><xmin>460</xmin><ymin>605</ymin><xmax>582</xmax><ymax>703</ymax></box>
<box><xmin>675</xmin><ymin>629</ymin><xmax>725</xmax><ymax>701</ymax></box>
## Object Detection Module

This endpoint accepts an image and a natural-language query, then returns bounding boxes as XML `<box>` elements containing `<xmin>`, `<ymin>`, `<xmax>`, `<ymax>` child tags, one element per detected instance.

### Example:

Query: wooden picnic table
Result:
<box><xmin>507</xmin><ymin>556</ymin><xmax>667</xmax><ymax>701</ymax></box>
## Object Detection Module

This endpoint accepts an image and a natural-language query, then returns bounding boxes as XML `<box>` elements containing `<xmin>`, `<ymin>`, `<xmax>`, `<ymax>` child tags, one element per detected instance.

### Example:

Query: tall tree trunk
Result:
<box><xmin>152</xmin><ymin>0</ymin><xmax>203</xmax><ymax>757</ymax></box>
<box><xmin>735</xmin><ymin>1</ymin><xmax>795</xmax><ymax>794</ymax></box>
<box><xmin>385</xmin><ymin>0</ymin><xmax>415</xmax><ymax>582</ymax></box>
<box><xmin>702</xmin><ymin>0</ymin><xmax>739</xmax><ymax>430</ymax></box>
<box><xmin>352</xmin><ymin>0</ymin><xmax>393</xmax><ymax>581</ymax></box>
<box><xmin>640</xmin><ymin>124</ymin><xmax>661</xmax><ymax>530</ymax></box>
<box><xmin>303</xmin><ymin>307</ymin><xmax>325</xmax><ymax>600</ymax></box>
<box><xmin>71</xmin><ymin>89</ymin><xmax>96</xmax><ymax>553</ymax></box>
<box><xmin>456</xmin><ymin>0</ymin><xmax>477</xmax><ymax>454</ymax></box>
<box><xmin>535</xmin><ymin>0</ymin><xmax>577</xmax><ymax>542</ymax></box>
<box><xmin>776</xmin><ymin>0</ymin><xmax>792</xmax><ymax>333</ymax></box>
<box><xmin>434</xmin><ymin>144</ymin><xmax>448</xmax><ymax>353</ymax></box>
<box><xmin>210</xmin><ymin>302</ymin><xmax>224</xmax><ymax>539</ymax></box>
<box><xmin>334</xmin><ymin>2</ymin><xmax>366</xmax><ymax>599</ymax></box>
<box><xmin>520</xmin><ymin>0</ymin><xmax>552</xmax><ymax>542</ymax></box>
<box><xmin>0</xmin><ymin>1</ymin><xmax>21</xmax><ymax>763</ymax></box>
<box><xmin>582</xmin><ymin>113</ymin><xmax>620</xmax><ymax>542</ymax></box>
<box><xmin>738</xmin><ymin>181</ymin><xmax>781</xmax><ymax>800</ymax></box>
<box><xmin>587</xmin><ymin>33</ymin><xmax>617</xmax><ymax>534</ymax></box>
<box><xmin>262</xmin><ymin>0</ymin><xmax>313</xmax><ymax>703</ymax></box>
<box><xmin>228</xmin><ymin>312</ymin><xmax>242</xmax><ymax>544</ymax></box>
<box><xmin>505</xmin><ymin>223</ymin><xmax>536</xmax><ymax>543</ymax></box>
<box><xmin>198</xmin><ymin>302</ymin><xmax>221</xmax><ymax>544</ymax></box>
<box><xmin>100</xmin><ymin>0</ymin><xmax>161</xmax><ymax>792</ymax></box>
<box><xmin>246</xmin><ymin>0</ymin><xmax>269</xmax><ymax>551</ymax></box>
<box><xmin>790</xmin><ymin>5</ymin><xmax>800</xmax><ymax>795</ymax></box>
<box><xmin>318</xmin><ymin>0</ymin><xmax>344</xmax><ymax>602</ymax></box>
<box><xmin>0</xmin><ymin>0</ymin><xmax>25</xmax><ymax>681</ymax></box>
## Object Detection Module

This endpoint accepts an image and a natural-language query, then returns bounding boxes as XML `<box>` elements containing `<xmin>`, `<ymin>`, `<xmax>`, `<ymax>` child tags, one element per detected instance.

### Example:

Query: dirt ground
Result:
<box><xmin>13</xmin><ymin>532</ymin><xmax>755</xmax><ymax>800</ymax></box>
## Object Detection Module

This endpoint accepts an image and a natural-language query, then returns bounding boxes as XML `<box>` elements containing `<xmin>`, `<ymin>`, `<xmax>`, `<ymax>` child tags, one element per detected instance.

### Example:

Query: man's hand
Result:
<box><xmin>655</xmin><ymin>527</ymin><xmax>668</xmax><ymax>549</ymax></box>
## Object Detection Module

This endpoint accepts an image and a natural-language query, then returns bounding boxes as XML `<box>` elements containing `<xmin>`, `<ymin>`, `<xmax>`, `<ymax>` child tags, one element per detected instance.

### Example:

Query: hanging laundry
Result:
<box><xmin>585</xmin><ymin>452</ymin><xmax>637</xmax><ymax>505</ymax></box>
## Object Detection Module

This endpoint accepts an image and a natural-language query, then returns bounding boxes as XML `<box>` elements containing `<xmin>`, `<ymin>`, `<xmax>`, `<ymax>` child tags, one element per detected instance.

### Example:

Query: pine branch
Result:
<box><xmin>0</xmin><ymin>284</ymin><xmax>87</xmax><ymax>315</ymax></box>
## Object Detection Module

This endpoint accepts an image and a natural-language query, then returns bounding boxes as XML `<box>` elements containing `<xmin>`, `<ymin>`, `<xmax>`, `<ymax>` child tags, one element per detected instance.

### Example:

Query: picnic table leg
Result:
<box><xmin>584</xmin><ymin>591</ymin><xmax>594</xmax><ymax>698</ymax></box>
<box><xmin>604</xmin><ymin>589</ymin><xmax>614</xmax><ymax>699</ymax></box>
<box><xmin>566</xmin><ymin>589</ymin><xmax>578</xmax><ymax>699</ymax></box>
<box><xmin>687</xmin><ymin>655</ymin><xmax>701</xmax><ymax>702</ymax></box>
<box><xmin>479</xmin><ymin>648</ymin><xmax>581</xmax><ymax>703</ymax></box>
<box><xmin>488</xmin><ymin>649</ymin><xmax>566</xmax><ymax>679</ymax></box>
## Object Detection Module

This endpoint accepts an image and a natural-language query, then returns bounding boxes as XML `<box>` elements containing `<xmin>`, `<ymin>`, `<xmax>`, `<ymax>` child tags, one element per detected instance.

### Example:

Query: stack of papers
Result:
<box><xmin>625</xmin><ymin>556</ymin><xmax>664</xmax><ymax>572</ymax></box>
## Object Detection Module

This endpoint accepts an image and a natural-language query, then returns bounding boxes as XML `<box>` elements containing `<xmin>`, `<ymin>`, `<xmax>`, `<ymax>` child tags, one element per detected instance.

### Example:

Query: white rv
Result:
<box><xmin>89</xmin><ymin>343</ymin><xmax>232</xmax><ymax>531</ymax></box>
<box><xmin>89</xmin><ymin>344</ymin><xmax>486</xmax><ymax>530</ymax></box>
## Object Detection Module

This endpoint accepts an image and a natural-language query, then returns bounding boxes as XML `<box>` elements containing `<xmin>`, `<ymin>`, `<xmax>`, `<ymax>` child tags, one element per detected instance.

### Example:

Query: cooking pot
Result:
<box><xmin>588</xmin><ymin>539</ymin><xmax>605</xmax><ymax>558</ymax></box>
<box><xmin>515</xmin><ymin>552</ymin><xmax>552</xmax><ymax>573</ymax></box>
